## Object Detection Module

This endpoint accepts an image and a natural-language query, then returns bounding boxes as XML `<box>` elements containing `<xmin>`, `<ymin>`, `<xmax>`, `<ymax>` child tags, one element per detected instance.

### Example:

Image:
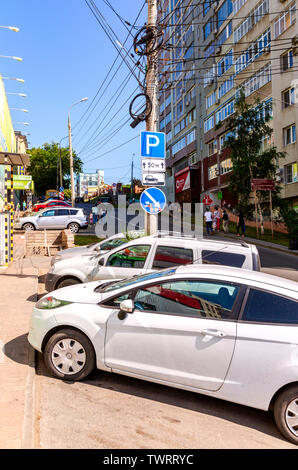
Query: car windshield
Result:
<box><xmin>99</xmin><ymin>268</ymin><xmax>177</xmax><ymax>294</ymax></box>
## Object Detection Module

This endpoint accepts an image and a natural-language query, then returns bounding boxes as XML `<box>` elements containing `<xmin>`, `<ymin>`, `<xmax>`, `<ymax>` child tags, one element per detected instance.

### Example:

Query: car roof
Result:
<box><xmin>175</xmin><ymin>264</ymin><xmax>298</xmax><ymax>293</ymax></box>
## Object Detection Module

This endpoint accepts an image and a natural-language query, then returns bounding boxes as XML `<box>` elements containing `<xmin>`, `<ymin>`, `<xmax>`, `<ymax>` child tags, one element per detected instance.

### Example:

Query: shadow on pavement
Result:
<box><xmin>35</xmin><ymin>352</ymin><xmax>287</xmax><ymax>444</ymax></box>
<box><xmin>4</xmin><ymin>333</ymin><xmax>33</xmax><ymax>366</ymax></box>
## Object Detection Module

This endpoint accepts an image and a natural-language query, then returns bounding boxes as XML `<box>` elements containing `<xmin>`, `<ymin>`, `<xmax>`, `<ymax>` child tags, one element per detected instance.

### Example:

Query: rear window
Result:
<box><xmin>69</xmin><ymin>209</ymin><xmax>79</xmax><ymax>215</ymax></box>
<box><xmin>242</xmin><ymin>289</ymin><xmax>298</xmax><ymax>324</ymax></box>
<box><xmin>201</xmin><ymin>250</ymin><xmax>246</xmax><ymax>268</ymax></box>
<box><xmin>153</xmin><ymin>245</ymin><xmax>193</xmax><ymax>269</ymax></box>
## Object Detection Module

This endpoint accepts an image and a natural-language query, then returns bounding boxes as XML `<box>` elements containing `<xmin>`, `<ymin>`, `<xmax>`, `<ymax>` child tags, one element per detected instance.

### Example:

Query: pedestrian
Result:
<box><xmin>22</xmin><ymin>200</ymin><xmax>26</xmax><ymax>212</ymax></box>
<box><xmin>214</xmin><ymin>206</ymin><xmax>221</xmax><ymax>232</ymax></box>
<box><xmin>89</xmin><ymin>212</ymin><xmax>93</xmax><ymax>225</ymax></box>
<box><xmin>204</xmin><ymin>207</ymin><xmax>213</xmax><ymax>235</ymax></box>
<box><xmin>237</xmin><ymin>209</ymin><xmax>246</xmax><ymax>238</ymax></box>
<box><xmin>222</xmin><ymin>208</ymin><xmax>229</xmax><ymax>233</ymax></box>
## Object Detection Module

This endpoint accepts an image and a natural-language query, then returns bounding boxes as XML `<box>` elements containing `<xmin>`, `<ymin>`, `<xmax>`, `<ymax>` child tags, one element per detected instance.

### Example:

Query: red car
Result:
<box><xmin>32</xmin><ymin>200</ymin><xmax>71</xmax><ymax>212</ymax></box>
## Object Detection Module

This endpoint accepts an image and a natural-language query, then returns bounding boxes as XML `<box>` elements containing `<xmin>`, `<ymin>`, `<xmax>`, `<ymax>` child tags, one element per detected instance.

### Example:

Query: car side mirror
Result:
<box><xmin>98</xmin><ymin>257</ymin><xmax>105</xmax><ymax>266</ymax></box>
<box><xmin>120</xmin><ymin>299</ymin><xmax>134</xmax><ymax>314</ymax></box>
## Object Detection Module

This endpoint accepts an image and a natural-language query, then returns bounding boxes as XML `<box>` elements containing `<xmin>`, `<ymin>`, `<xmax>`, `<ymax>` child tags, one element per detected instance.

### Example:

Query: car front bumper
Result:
<box><xmin>45</xmin><ymin>272</ymin><xmax>62</xmax><ymax>292</ymax></box>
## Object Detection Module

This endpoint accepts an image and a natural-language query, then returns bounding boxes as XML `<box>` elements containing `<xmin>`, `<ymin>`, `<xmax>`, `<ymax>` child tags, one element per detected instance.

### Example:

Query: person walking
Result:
<box><xmin>237</xmin><ymin>209</ymin><xmax>246</xmax><ymax>238</ymax></box>
<box><xmin>204</xmin><ymin>207</ymin><xmax>213</xmax><ymax>235</ymax></box>
<box><xmin>222</xmin><ymin>208</ymin><xmax>229</xmax><ymax>233</ymax></box>
<box><xmin>214</xmin><ymin>206</ymin><xmax>221</xmax><ymax>232</ymax></box>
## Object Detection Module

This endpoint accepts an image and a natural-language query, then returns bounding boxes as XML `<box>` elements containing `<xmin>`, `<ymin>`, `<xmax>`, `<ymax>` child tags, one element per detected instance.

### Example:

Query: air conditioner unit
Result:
<box><xmin>213</xmin><ymin>28</ymin><xmax>218</xmax><ymax>35</ymax></box>
<box><xmin>264</xmin><ymin>45</ymin><xmax>270</xmax><ymax>53</ymax></box>
<box><xmin>215</xmin><ymin>99</ymin><xmax>220</xmax><ymax>105</ymax></box>
<box><xmin>216</xmin><ymin>46</ymin><xmax>222</xmax><ymax>55</ymax></box>
<box><xmin>186</xmin><ymin>100</ymin><xmax>190</xmax><ymax>106</ymax></box>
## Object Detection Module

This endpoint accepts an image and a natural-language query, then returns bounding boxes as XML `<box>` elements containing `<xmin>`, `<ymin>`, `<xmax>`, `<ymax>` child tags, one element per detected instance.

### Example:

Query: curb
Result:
<box><xmin>21</xmin><ymin>267</ymin><xmax>38</xmax><ymax>449</ymax></box>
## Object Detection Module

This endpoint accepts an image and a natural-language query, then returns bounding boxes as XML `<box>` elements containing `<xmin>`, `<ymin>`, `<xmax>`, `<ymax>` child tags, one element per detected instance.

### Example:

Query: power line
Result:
<box><xmin>83</xmin><ymin>135</ymin><xmax>138</xmax><ymax>164</ymax></box>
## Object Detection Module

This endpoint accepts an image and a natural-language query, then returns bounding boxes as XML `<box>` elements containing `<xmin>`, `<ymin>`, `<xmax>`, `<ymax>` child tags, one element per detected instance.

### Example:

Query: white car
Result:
<box><xmin>50</xmin><ymin>232</ymin><xmax>144</xmax><ymax>266</ymax></box>
<box><xmin>29</xmin><ymin>265</ymin><xmax>298</xmax><ymax>444</ymax></box>
<box><xmin>45</xmin><ymin>234</ymin><xmax>260</xmax><ymax>291</ymax></box>
<box><xmin>14</xmin><ymin>206</ymin><xmax>88</xmax><ymax>233</ymax></box>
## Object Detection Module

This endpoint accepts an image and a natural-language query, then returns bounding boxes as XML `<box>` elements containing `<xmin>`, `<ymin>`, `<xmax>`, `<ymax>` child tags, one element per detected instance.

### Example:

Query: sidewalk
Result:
<box><xmin>204</xmin><ymin>230</ymin><xmax>298</xmax><ymax>256</ymax></box>
<box><xmin>0</xmin><ymin>235</ymin><xmax>50</xmax><ymax>448</ymax></box>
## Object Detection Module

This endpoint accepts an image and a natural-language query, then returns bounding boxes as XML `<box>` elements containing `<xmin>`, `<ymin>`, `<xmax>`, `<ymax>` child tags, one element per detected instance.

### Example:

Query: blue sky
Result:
<box><xmin>0</xmin><ymin>0</ymin><xmax>146</xmax><ymax>184</ymax></box>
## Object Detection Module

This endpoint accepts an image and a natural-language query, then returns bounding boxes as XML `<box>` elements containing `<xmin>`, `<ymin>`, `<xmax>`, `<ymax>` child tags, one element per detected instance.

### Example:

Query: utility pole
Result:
<box><xmin>131</xmin><ymin>153</ymin><xmax>135</xmax><ymax>199</ymax></box>
<box><xmin>145</xmin><ymin>0</ymin><xmax>159</xmax><ymax>235</ymax></box>
<box><xmin>68</xmin><ymin>113</ymin><xmax>75</xmax><ymax>207</ymax></box>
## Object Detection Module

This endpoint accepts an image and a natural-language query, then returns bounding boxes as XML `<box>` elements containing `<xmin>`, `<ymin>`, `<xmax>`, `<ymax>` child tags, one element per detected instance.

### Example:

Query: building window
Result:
<box><xmin>206</xmin><ymin>91</ymin><xmax>216</xmax><ymax>109</ymax></box>
<box><xmin>219</xmin><ymin>130</ymin><xmax>235</xmax><ymax>150</ymax></box>
<box><xmin>285</xmin><ymin>162</ymin><xmax>298</xmax><ymax>184</ymax></box>
<box><xmin>217</xmin><ymin>0</ymin><xmax>233</xmax><ymax>28</ymax></box>
<box><xmin>204</xmin><ymin>114</ymin><xmax>214</xmax><ymax>133</ymax></box>
<box><xmin>217</xmin><ymin>50</ymin><xmax>233</xmax><ymax>77</ymax></box>
<box><xmin>283</xmin><ymin>124</ymin><xmax>296</xmax><ymax>146</ymax></box>
<box><xmin>204</xmin><ymin>18</ymin><xmax>214</xmax><ymax>40</ymax></box>
<box><xmin>282</xmin><ymin>87</ymin><xmax>295</xmax><ymax>109</ymax></box>
<box><xmin>233</xmin><ymin>0</ymin><xmax>247</xmax><ymax>15</ymax></box>
<box><xmin>203</xmin><ymin>1</ymin><xmax>210</xmax><ymax>16</ymax></box>
<box><xmin>187</xmin><ymin>108</ymin><xmax>196</xmax><ymax>124</ymax></box>
<box><xmin>240</xmin><ymin>63</ymin><xmax>271</xmax><ymax>97</ymax></box>
<box><xmin>274</xmin><ymin>2</ymin><xmax>296</xmax><ymax>38</ymax></box>
<box><xmin>235</xmin><ymin>28</ymin><xmax>271</xmax><ymax>75</ymax></box>
<box><xmin>216</xmin><ymin>100</ymin><xmax>234</xmax><ymax>124</ymax></box>
<box><xmin>234</xmin><ymin>0</ymin><xmax>269</xmax><ymax>44</ymax></box>
<box><xmin>218</xmin><ymin>76</ymin><xmax>234</xmax><ymax>99</ymax></box>
<box><xmin>281</xmin><ymin>50</ymin><xmax>294</xmax><ymax>72</ymax></box>
<box><xmin>208</xmin><ymin>140</ymin><xmax>217</xmax><ymax>156</ymax></box>
<box><xmin>220</xmin><ymin>158</ymin><xmax>233</xmax><ymax>174</ymax></box>
<box><xmin>172</xmin><ymin>128</ymin><xmax>196</xmax><ymax>155</ymax></box>
<box><xmin>208</xmin><ymin>164</ymin><xmax>218</xmax><ymax>180</ymax></box>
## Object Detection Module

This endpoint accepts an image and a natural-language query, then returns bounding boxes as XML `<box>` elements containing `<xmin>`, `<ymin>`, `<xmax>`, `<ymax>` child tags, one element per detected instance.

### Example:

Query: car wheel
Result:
<box><xmin>44</xmin><ymin>328</ymin><xmax>95</xmax><ymax>381</ymax></box>
<box><xmin>57</xmin><ymin>278</ymin><xmax>81</xmax><ymax>289</ymax></box>
<box><xmin>22</xmin><ymin>223</ymin><xmax>35</xmax><ymax>231</ymax></box>
<box><xmin>68</xmin><ymin>222</ymin><xmax>80</xmax><ymax>233</ymax></box>
<box><xmin>274</xmin><ymin>385</ymin><xmax>298</xmax><ymax>445</ymax></box>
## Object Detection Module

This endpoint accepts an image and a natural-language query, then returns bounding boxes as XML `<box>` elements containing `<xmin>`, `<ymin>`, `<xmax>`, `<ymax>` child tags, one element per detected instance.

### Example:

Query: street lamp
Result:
<box><xmin>0</xmin><ymin>55</ymin><xmax>22</xmax><ymax>61</ymax></box>
<box><xmin>68</xmin><ymin>97</ymin><xmax>88</xmax><ymax>206</ymax></box>
<box><xmin>2</xmin><ymin>77</ymin><xmax>24</xmax><ymax>83</ymax></box>
<box><xmin>0</xmin><ymin>26</ymin><xmax>19</xmax><ymax>32</ymax></box>
<box><xmin>13</xmin><ymin>122</ymin><xmax>29</xmax><ymax>126</ymax></box>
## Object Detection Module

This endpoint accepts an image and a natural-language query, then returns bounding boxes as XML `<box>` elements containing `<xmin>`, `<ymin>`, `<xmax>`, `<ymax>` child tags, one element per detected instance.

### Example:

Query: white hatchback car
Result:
<box><xmin>14</xmin><ymin>207</ymin><xmax>88</xmax><ymax>233</ymax></box>
<box><xmin>45</xmin><ymin>234</ymin><xmax>260</xmax><ymax>291</ymax></box>
<box><xmin>29</xmin><ymin>265</ymin><xmax>298</xmax><ymax>444</ymax></box>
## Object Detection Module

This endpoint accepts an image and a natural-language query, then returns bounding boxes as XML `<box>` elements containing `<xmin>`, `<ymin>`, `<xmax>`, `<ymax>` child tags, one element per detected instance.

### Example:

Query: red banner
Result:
<box><xmin>175</xmin><ymin>168</ymin><xmax>190</xmax><ymax>193</ymax></box>
<box><xmin>251</xmin><ymin>179</ymin><xmax>275</xmax><ymax>191</ymax></box>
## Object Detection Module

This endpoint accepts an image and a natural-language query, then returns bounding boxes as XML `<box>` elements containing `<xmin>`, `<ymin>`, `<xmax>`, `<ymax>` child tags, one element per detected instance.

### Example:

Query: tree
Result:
<box><xmin>27</xmin><ymin>142</ymin><xmax>83</xmax><ymax>196</ymax></box>
<box><xmin>217</xmin><ymin>90</ymin><xmax>285</xmax><ymax>219</ymax></box>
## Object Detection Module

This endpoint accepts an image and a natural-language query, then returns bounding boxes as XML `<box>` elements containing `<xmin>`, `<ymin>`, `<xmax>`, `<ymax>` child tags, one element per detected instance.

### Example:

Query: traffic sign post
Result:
<box><xmin>141</xmin><ymin>158</ymin><xmax>165</xmax><ymax>172</ymax></box>
<box><xmin>140</xmin><ymin>187</ymin><xmax>166</xmax><ymax>215</ymax></box>
<box><xmin>142</xmin><ymin>172</ymin><xmax>165</xmax><ymax>186</ymax></box>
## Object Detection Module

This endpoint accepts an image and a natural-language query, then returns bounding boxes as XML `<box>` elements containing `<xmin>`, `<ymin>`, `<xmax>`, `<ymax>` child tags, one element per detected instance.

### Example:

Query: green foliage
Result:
<box><xmin>217</xmin><ymin>90</ymin><xmax>285</xmax><ymax>215</ymax></box>
<box><xmin>64</xmin><ymin>188</ymin><xmax>72</xmax><ymax>200</ymax></box>
<box><xmin>27</xmin><ymin>142</ymin><xmax>83</xmax><ymax>196</ymax></box>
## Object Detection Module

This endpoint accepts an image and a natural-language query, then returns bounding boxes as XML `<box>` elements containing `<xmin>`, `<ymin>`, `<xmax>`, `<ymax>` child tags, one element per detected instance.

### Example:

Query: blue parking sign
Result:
<box><xmin>140</xmin><ymin>131</ymin><xmax>165</xmax><ymax>158</ymax></box>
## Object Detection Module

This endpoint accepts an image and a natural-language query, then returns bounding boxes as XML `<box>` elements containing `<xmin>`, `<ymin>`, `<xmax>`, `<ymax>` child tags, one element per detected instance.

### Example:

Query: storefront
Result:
<box><xmin>175</xmin><ymin>165</ymin><xmax>200</xmax><ymax>209</ymax></box>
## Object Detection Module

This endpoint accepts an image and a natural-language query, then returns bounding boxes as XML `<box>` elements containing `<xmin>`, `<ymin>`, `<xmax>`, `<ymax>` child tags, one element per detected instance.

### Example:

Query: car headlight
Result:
<box><xmin>50</xmin><ymin>254</ymin><xmax>62</xmax><ymax>266</ymax></box>
<box><xmin>36</xmin><ymin>296</ymin><xmax>72</xmax><ymax>310</ymax></box>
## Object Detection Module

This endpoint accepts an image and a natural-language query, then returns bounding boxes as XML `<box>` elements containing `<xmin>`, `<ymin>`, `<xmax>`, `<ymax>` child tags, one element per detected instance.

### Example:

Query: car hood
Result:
<box><xmin>59</xmin><ymin>245</ymin><xmax>95</xmax><ymax>257</ymax></box>
<box><xmin>46</xmin><ymin>280</ymin><xmax>105</xmax><ymax>304</ymax></box>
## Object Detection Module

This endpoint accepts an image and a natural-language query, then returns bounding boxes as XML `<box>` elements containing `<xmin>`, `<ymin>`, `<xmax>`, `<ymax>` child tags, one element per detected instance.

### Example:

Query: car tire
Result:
<box><xmin>22</xmin><ymin>223</ymin><xmax>35</xmax><ymax>231</ymax></box>
<box><xmin>68</xmin><ymin>222</ymin><xmax>80</xmax><ymax>233</ymax></box>
<box><xmin>57</xmin><ymin>277</ymin><xmax>81</xmax><ymax>289</ymax></box>
<box><xmin>44</xmin><ymin>328</ymin><xmax>95</xmax><ymax>381</ymax></box>
<box><xmin>274</xmin><ymin>385</ymin><xmax>298</xmax><ymax>445</ymax></box>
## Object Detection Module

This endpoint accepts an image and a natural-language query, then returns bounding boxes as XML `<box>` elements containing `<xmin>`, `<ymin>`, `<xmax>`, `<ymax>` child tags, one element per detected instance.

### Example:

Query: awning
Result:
<box><xmin>0</xmin><ymin>151</ymin><xmax>30</xmax><ymax>166</ymax></box>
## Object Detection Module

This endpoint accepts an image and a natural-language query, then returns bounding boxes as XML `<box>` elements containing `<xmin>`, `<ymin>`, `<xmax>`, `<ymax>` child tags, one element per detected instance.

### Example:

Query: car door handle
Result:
<box><xmin>200</xmin><ymin>329</ymin><xmax>226</xmax><ymax>338</ymax></box>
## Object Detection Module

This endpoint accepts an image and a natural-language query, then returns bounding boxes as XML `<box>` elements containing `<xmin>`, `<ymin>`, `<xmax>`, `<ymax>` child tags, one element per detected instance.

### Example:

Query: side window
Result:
<box><xmin>201</xmin><ymin>250</ymin><xmax>246</xmax><ymax>268</ymax></box>
<box><xmin>242</xmin><ymin>289</ymin><xmax>298</xmax><ymax>324</ymax></box>
<box><xmin>100</xmin><ymin>238</ymin><xmax>127</xmax><ymax>251</ymax></box>
<box><xmin>152</xmin><ymin>245</ymin><xmax>193</xmax><ymax>269</ymax></box>
<box><xmin>69</xmin><ymin>209</ymin><xmax>79</xmax><ymax>215</ymax></box>
<box><xmin>41</xmin><ymin>210</ymin><xmax>55</xmax><ymax>217</ymax></box>
<box><xmin>106</xmin><ymin>245</ymin><xmax>151</xmax><ymax>268</ymax></box>
<box><xmin>57</xmin><ymin>209</ymin><xmax>70</xmax><ymax>216</ymax></box>
<box><xmin>103</xmin><ymin>292</ymin><xmax>132</xmax><ymax>308</ymax></box>
<box><xmin>134</xmin><ymin>280</ymin><xmax>240</xmax><ymax>320</ymax></box>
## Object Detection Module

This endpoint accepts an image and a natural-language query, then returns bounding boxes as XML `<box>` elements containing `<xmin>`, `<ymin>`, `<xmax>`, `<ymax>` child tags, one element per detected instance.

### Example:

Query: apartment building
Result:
<box><xmin>158</xmin><ymin>0</ymin><xmax>298</xmax><ymax>211</ymax></box>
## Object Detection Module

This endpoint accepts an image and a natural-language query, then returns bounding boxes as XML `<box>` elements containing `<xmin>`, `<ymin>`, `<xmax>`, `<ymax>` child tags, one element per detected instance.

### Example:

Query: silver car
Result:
<box><xmin>14</xmin><ymin>206</ymin><xmax>88</xmax><ymax>233</ymax></box>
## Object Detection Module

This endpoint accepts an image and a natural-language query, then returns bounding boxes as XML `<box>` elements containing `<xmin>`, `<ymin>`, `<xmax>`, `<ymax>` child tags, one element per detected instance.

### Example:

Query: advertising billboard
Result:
<box><xmin>0</xmin><ymin>76</ymin><xmax>16</xmax><ymax>153</ymax></box>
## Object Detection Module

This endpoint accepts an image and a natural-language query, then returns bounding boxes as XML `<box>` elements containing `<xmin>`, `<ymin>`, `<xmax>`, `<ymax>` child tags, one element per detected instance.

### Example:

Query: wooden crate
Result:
<box><xmin>25</xmin><ymin>230</ymin><xmax>73</xmax><ymax>257</ymax></box>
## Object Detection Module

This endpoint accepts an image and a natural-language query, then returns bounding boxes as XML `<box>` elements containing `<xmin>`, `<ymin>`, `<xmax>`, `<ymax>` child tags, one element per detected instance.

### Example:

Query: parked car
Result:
<box><xmin>14</xmin><ymin>207</ymin><xmax>88</xmax><ymax>233</ymax></box>
<box><xmin>28</xmin><ymin>265</ymin><xmax>298</xmax><ymax>444</ymax></box>
<box><xmin>33</xmin><ymin>200</ymin><xmax>71</xmax><ymax>212</ymax></box>
<box><xmin>50</xmin><ymin>231</ymin><xmax>145</xmax><ymax>266</ymax></box>
<box><xmin>44</xmin><ymin>234</ymin><xmax>260</xmax><ymax>291</ymax></box>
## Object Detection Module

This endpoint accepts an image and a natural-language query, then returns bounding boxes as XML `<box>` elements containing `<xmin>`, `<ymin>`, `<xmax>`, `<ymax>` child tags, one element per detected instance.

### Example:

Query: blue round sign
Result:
<box><xmin>140</xmin><ymin>187</ymin><xmax>166</xmax><ymax>214</ymax></box>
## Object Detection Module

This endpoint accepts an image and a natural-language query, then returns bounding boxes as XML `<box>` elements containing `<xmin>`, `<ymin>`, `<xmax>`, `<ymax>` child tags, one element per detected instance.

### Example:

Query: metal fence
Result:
<box><xmin>0</xmin><ymin>211</ymin><xmax>12</xmax><ymax>266</ymax></box>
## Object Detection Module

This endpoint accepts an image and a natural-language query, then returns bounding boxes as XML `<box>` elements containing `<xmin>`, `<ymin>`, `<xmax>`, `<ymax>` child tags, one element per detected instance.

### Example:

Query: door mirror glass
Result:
<box><xmin>120</xmin><ymin>299</ymin><xmax>134</xmax><ymax>313</ymax></box>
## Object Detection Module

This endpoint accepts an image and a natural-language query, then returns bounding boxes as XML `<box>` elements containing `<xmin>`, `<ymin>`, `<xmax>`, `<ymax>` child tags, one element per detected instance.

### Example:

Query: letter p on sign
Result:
<box><xmin>141</xmin><ymin>131</ymin><xmax>165</xmax><ymax>159</ymax></box>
